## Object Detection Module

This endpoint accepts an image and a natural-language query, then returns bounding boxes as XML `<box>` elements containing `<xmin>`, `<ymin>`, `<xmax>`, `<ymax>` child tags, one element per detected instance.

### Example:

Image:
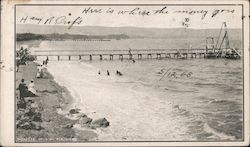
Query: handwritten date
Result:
<box><xmin>158</xmin><ymin>68</ymin><xmax>193</xmax><ymax>80</ymax></box>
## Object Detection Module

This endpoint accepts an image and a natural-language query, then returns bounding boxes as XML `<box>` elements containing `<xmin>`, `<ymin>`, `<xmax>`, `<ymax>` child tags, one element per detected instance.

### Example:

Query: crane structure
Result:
<box><xmin>205</xmin><ymin>22</ymin><xmax>241</xmax><ymax>59</ymax></box>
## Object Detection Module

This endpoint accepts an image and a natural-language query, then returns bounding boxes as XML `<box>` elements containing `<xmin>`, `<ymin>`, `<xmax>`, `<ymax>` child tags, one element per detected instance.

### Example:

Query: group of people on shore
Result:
<box><xmin>17</xmin><ymin>55</ymin><xmax>49</xmax><ymax>103</ymax></box>
<box><xmin>17</xmin><ymin>62</ymin><xmax>46</xmax><ymax>103</ymax></box>
<box><xmin>36</xmin><ymin>57</ymin><xmax>48</xmax><ymax>78</ymax></box>
<box><xmin>17</xmin><ymin>79</ymin><xmax>37</xmax><ymax>102</ymax></box>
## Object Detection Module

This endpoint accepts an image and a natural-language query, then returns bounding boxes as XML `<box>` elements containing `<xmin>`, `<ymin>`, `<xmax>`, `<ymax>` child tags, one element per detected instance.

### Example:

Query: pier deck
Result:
<box><xmin>32</xmin><ymin>48</ymin><xmax>237</xmax><ymax>61</ymax></box>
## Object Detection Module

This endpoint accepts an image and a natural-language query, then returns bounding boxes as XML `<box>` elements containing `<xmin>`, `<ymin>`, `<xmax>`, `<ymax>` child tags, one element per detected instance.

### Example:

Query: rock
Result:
<box><xmin>16</xmin><ymin>120</ymin><xmax>23</xmax><ymax>128</ymax></box>
<box><xmin>66</xmin><ymin>112</ymin><xmax>85</xmax><ymax>120</ymax></box>
<box><xmin>17</xmin><ymin>100</ymin><xmax>26</xmax><ymax>109</ymax></box>
<box><xmin>20</xmin><ymin>122</ymin><xmax>32</xmax><ymax>130</ymax></box>
<box><xmin>31</xmin><ymin>122</ymin><xmax>43</xmax><ymax>130</ymax></box>
<box><xmin>69</xmin><ymin>109</ymin><xmax>79</xmax><ymax>114</ymax></box>
<box><xmin>19</xmin><ymin>121</ymin><xmax>36</xmax><ymax>130</ymax></box>
<box><xmin>44</xmin><ymin>119</ymin><xmax>51</xmax><ymax>122</ymax></box>
<box><xmin>90</xmin><ymin>118</ymin><xmax>110</xmax><ymax>128</ymax></box>
<box><xmin>78</xmin><ymin>116</ymin><xmax>92</xmax><ymax>126</ymax></box>
<box><xmin>20</xmin><ymin>116</ymin><xmax>30</xmax><ymax>122</ymax></box>
<box><xmin>17</xmin><ymin>119</ymin><xmax>43</xmax><ymax>130</ymax></box>
<box><xmin>17</xmin><ymin>115</ymin><xmax>31</xmax><ymax>129</ymax></box>
<box><xmin>53</xmin><ymin>105</ymin><xmax>62</xmax><ymax>109</ymax></box>
<box><xmin>16</xmin><ymin>109</ymin><xmax>26</xmax><ymax>120</ymax></box>
<box><xmin>31</xmin><ymin>103</ymin><xmax>39</xmax><ymax>109</ymax></box>
<box><xmin>173</xmin><ymin>105</ymin><xmax>180</xmax><ymax>109</ymax></box>
<box><xmin>75</xmin><ymin>113</ymin><xmax>87</xmax><ymax>119</ymax></box>
<box><xmin>32</xmin><ymin>112</ymin><xmax>42</xmax><ymax>122</ymax></box>
<box><xmin>62</xmin><ymin>123</ymin><xmax>74</xmax><ymax>129</ymax></box>
<box><xmin>25</xmin><ymin>109</ymin><xmax>36</xmax><ymax>117</ymax></box>
<box><xmin>26</xmin><ymin>98</ymin><xmax>35</xmax><ymax>103</ymax></box>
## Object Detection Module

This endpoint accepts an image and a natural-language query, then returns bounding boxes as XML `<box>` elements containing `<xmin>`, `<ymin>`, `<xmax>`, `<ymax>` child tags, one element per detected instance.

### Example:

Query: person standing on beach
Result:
<box><xmin>36</xmin><ymin>65</ymin><xmax>43</xmax><ymax>78</ymax></box>
<box><xmin>16</xmin><ymin>59</ymin><xmax>20</xmax><ymax>72</ymax></box>
<box><xmin>45</xmin><ymin>56</ymin><xmax>49</xmax><ymax>65</ymax></box>
<box><xmin>17</xmin><ymin>79</ymin><xmax>28</xmax><ymax>101</ymax></box>
<box><xmin>28</xmin><ymin>79</ymin><xmax>37</xmax><ymax>96</ymax></box>
<box><xmin>16</xmin><ymin>52</ymin><xmax>21</xmax><ymax>72</ymax></box>
<box><xmin>107</xmin><ymin>70</ymin><xmax>110</xmax><ymax>76</ymax></box>
<box><xmin>42</xmin><ymin>63</ymin><xmax>47</xmax><ymax>75</ymax></box>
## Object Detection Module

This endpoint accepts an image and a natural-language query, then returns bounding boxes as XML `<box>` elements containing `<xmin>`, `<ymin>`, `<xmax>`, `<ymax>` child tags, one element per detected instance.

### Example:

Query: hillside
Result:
<box><xmin>16</xmin><ymin>24</ymin><xmax>242</xmax><ymax>40</ymax></box>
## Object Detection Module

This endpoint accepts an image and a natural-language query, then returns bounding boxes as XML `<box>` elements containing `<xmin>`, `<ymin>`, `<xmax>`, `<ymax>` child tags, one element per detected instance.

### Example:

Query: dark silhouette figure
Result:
<box><xmin>116</xmin><ymin>70</ymin><xmax>123</xmax><ymax>76</ymax></box>
<box><xmin>107</xmin><ymin>70</ymin><xmax>110</xmax><ymax>76</ymax></box>
<box><xmin>128</xmin><ymin>48</ymin><xmax>132</xmax><ymax>55</ymax></box>
<box><xmin>45</xmin><ymin>57</ymin><xmax>49</xmax><ymax>65</ymax></box>
<box><xmin>17</xmin><ymin>79</ymin><xmax>28</xmax><ymax>101</ymax></box>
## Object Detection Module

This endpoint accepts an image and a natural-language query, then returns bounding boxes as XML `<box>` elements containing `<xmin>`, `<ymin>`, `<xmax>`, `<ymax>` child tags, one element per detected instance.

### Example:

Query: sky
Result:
<box><xmin>16</xmin><ymin>5</ymin><xmax>242</xmax><ymax>29</ymax></box>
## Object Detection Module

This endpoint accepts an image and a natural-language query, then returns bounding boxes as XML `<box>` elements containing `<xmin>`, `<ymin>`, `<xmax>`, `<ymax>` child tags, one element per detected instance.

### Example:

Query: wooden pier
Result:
<box><xmin>32</xmin><ymin>47</ymin><xmax>241</xmax><ymax>61</ymax></box>
<box><xmin>32</xmin><ymin>48</ymin><xmax>224</xmax><ymax>61</ymax></box>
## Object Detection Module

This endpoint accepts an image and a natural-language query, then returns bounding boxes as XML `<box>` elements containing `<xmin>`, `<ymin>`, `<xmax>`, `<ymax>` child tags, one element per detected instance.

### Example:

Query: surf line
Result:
<box><xmin>159</xmin><ymin>66</ymin><xmax>174</xmax><ymax>81</ymax></box>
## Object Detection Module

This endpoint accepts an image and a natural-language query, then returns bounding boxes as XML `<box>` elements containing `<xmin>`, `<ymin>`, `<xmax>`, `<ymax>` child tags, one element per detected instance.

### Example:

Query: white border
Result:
<box><xmin>0</xmin><ymin>0</ymin><xmax>249</xmax><ymax>146</ymax></box>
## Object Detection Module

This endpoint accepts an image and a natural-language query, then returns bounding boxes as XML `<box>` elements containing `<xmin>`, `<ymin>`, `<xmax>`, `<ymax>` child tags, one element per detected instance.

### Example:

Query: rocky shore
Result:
<box><xmin>16</xmin><ymin>61</ymin><xmax>109</xmax><ymax>142</ymax></box>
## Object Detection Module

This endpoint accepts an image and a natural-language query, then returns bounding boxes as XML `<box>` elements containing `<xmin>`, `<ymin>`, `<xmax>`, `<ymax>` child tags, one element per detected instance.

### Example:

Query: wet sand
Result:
<box><xmin>15</xmin><ymin>61</ymin><xmax>97</xmax><ymax>142</ymax></box>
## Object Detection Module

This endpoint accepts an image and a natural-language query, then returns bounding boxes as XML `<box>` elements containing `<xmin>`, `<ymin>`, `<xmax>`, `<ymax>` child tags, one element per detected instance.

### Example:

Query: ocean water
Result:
<box><xmin>27</xmin><ymin>40</ymin><xmax>243</xmax><ymax>141</ymax></box>
<box><xmin>45</xmin><ymin>58</ymin><xmax>243</xmax><ymax>141</ymax></box>
<box><xmin>26</xmin><ymin>38</ymin><xmax>242</xmax><ymax>52</ymax></box>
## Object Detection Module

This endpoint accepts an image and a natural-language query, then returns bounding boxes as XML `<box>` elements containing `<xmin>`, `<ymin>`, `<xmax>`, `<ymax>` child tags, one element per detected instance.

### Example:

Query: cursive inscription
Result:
<box><xmin>18</xmin><ymin>6</ymin><xmax>236</xmax><ymax>29</ymax></box>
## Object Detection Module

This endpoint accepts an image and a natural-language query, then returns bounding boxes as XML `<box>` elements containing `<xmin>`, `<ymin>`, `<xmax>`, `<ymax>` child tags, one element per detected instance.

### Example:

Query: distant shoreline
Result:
<box><xmin>16</xmin><ymin>33</ymin><xmax>129</xmax><ymax>41</ymax></box>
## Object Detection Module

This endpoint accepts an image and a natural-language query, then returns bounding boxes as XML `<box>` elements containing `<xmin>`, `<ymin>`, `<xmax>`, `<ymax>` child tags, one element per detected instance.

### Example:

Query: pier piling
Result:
<box><xmin>167</xmin><ymin>53</ymin><xmax>171</xmax><ymax>58</ymax></box>
<box><xmin>129</xmin><ymin>54</ymin><xmax>133</xmax><ymax>60</ymax></box>
<box><xmin>147</xmin><ymin>54</ymin><xmax>152</xmax><ymax>59</ymax></box>
<box><xmin>110</xmin><ymin>55</ymin><xmax>113</xmax><ymax>60</ymax></box>
<box><xmin>138</xmin><ymin>54</ymin><xmax>142</xmax><ymax>59</ymax></box>
<box><xmin>156</xmin><ymin>54</ymin><xmax>161</xmax><ymax>59</ymax></box>
<box><xmin>119</xmin><ymin>54</ymin><xmax>123</xmax><ymax>60</ymax></box>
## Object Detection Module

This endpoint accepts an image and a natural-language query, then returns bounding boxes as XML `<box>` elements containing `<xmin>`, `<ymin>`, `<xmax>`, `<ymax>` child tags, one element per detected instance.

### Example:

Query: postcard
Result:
<box><xmin>0</xmin><ymin>0</ymin><xmax>249</xmax><ymax>146</ymax></box>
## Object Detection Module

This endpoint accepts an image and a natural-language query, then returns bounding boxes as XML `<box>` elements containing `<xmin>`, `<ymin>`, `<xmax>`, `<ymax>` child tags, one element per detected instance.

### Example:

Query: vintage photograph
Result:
<box><xmin>14</xmin><ymin>4</ymin><xmax>244</xmax><ymax>143</ymax></box>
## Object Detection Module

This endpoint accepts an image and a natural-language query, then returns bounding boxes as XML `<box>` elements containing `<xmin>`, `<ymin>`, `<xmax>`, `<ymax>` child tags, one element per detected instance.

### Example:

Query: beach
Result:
<box><xmin>15</xmin><ymin>61</ymin><xmax>99</xmax><ymax>142</ymax></box>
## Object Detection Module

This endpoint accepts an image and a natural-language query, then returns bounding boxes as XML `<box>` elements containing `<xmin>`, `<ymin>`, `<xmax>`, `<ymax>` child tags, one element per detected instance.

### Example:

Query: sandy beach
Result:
<box><xmin>15</xmin><ymin>61</ymin><xmax>101</xmax><ymax>142</ymax></box>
